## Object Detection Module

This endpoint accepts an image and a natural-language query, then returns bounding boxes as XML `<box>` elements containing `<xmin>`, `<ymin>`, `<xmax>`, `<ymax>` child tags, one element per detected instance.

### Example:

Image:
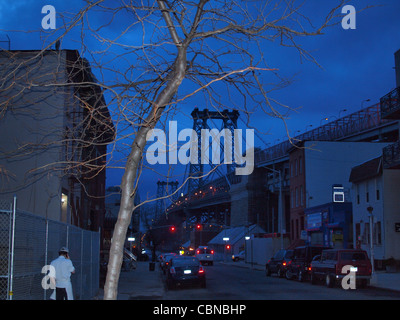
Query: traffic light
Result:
<box><xmin>169</xmin><ymin>225</ymin><xmax>176</xmax><ymax>233</ymax></box>
<box><xmin>225</xmin><ymin>244</ymin><xmax>231</xmax><ymax>250</ymax></box>
<box><xmin>195</xmin><ymin>223</ymin><xmax>202</xmax><ymax>230</ymax></box>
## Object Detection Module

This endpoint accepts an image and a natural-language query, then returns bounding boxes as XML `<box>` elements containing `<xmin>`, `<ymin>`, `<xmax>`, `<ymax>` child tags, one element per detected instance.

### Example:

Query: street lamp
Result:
<box><xmin>361</xmin><ymin>99</ymin><xmax>371</xmax><ymax>109</ymax></box>
<box><xmin>320</xmin><ymin>117</ymin><xmax>329</xmax><ymax>126</ymax></box>
<box><xmin>367</xmin><ymin>205</ymin><xmax>377</xmax><ymax>285</ymax></box>
<box><xmin>338</xmin><ymin>108</ymin><xmax>347</xmax><ymax>118</ymax></box>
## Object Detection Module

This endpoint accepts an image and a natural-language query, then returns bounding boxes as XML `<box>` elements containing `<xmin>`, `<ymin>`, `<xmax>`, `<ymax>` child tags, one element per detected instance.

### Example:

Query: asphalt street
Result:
<box><xmin>162</xmin><ymin>262</ymin><xmax>400</xmax><ymax>300</ymax></box>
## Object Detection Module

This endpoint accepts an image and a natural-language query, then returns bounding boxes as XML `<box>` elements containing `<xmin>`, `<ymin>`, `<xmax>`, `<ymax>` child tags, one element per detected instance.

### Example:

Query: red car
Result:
<box><xmin>310</xmin><ymin>249</ymin><xmax>372</xmax><ymax>288</ymax></box>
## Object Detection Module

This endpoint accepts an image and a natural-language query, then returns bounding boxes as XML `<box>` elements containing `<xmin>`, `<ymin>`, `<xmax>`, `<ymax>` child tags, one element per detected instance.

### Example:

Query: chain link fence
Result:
<box><xmin>0</xmin><ymin>198</ymin><xmax>100</xmax><ymax>300</ymax></box>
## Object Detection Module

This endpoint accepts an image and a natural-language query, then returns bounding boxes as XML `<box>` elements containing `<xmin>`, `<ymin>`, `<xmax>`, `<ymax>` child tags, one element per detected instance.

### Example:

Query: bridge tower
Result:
<box><xmin>188</xmin><ymin>108</ymin><xmax>239</xmax><ymax>194</ymax></box>
<box><xmin>155</xmin><ymin>180</ymin><xmax>179</xmax><ymax>219</ymax></box>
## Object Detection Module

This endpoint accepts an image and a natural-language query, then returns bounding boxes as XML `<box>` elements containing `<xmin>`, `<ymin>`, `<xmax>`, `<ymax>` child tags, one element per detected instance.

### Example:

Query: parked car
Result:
<box><xmin>195</xmin><ymin>246</ymin><xmax>214</xmax><ymax>265</ymax></box>
<box><xmin>160</xmin><ymin>253</ymin><xmax>177</xmax><ymax>273</ymax></box>
<box><xmin>310</xmin><ymin>249</ymin><xmax>372</xmax><ymax>288</ymax></box>
<box><xmin>285</xmin><ymin>245</ymin><xmax>331</xmax><ymax>281</ymax></box>
<box><xmin>265</xmin><ymin>249</ymin><xmax>293</xmax><ymax>278</ymax></box>
<box><xmin>165</xmin><ymin>256</ymin><xmax>206</xmax><ymax>290</ymax></box>
<box><xmin>232</xmin><ymin>250</ymin><xmax>246</xmax><ymax>262</ymax></box>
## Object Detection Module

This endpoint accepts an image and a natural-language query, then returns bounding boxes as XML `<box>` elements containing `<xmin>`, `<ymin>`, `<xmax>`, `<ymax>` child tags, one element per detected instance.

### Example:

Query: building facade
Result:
<box><xmin>0</xmin><ymin>49</ymin><xmax>114</xmax><ymax>234</ymax></box>
<box><xmin>288</xmin><ymin>140</ymin><xmax>389</xmax><ymax>247</ymax></box>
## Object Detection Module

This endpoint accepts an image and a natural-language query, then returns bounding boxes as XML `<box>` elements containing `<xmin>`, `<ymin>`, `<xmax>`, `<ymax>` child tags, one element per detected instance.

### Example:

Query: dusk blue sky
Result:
<box><xmin>1</xmin><ymin>0</ymin><xmax>400</xmax><ymax>201</ymax></box>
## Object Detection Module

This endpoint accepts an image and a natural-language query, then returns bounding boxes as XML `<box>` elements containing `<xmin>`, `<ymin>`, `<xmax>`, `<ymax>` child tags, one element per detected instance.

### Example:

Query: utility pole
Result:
<box><xmin>263</xmin><ymin>166</ymin><xmax>284</xmax><ymax>249</ymax></box>
<box><xmin>367</xmin><ymin>206</ymin><xmax>377</xmax><ymax>285</ymax></box>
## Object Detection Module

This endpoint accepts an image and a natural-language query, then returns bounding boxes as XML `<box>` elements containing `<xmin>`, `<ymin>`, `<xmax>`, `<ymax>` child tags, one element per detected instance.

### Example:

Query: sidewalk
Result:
<box><xmin>223</xmin><ymin>260</ymin><xmax>400</xmax><ymax>292</ymax></box>
<box><xmin>95</xmin><ymin>261</ymin><xmax>165</xmax><ymax>300</ymax></box>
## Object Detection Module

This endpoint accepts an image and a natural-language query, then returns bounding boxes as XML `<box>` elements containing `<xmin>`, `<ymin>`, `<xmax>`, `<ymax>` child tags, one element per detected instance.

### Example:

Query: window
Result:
<box><xmin>340</xmin><ymin>252</ymin><xmax>367</xmax><ymax>261</ymax></box>
<box><xmin>291</xmin><ymin>189</ymin><xmax>294</xmax><ymax>208</ymax></box>
<box><xmin>300</xmin><ymin>185</ymin><xmax>304</xmax><ymax>206</ymax></box>
<box><xmin>326</xmin><ymin>251</ymin><xmax>338</xmax><ymax>260</ymax></box>
<box><xmin>295</xmin><ymin>187</ymin><xmax>299</xmax><ymax>207</ymax></box>
<box><xmin>375</xmin><ymin>221</ymin><xmax>382</xmax><ymax>245</ymax></box>
<box><xmin>365</xmin><ymin>181</ymin><xmax>369</xmax><ymax>203</ymax></box>
<box><xmin>295</xmin><ymin>159</ymin><xmax>298</xmax><ymax>176</ymax></box>
<box><xmin>299</xmin><ymin>156</ymin><xmax>303</xmax><ymax>174</ymax></box>
<box><xmin>290</xmin><ymin>162</ymin><xmax>293</xmax><ymax>177</ymax></box>
<box><xmin>291</xmin><ymin>220</ymin><xmax>294</xmax><ymax>240</ymax></box>
<box><xmin>375</xmin><ymin>178</ymin><xmax>381</xmax><ymax>201</ymax></box>
<box><xmin>356</xmin><ymin>184</ymin><xmax>360</xmax><ymax>204</ymax></box>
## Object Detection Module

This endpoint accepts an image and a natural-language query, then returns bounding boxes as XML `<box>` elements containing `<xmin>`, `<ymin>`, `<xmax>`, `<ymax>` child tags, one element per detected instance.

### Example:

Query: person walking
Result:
<box><xmin>50</xmin><ymin>247</ymin><xmax>75</xmax><ymax>300</ymax></box>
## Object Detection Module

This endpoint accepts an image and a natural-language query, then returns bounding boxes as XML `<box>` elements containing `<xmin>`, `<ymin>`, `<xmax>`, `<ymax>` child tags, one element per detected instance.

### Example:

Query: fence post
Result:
<box><xmin>9</xmin><ymin>195</ymin><xmax>16</xmax><ymax>300</ymax></box>
<box><xmin>44</xmin><ymin>219</ymin><xmax>49</xmax><ymax>300</ymax></box>
<box><xmin>90</xmin><ymin>232</ymin><xmax>93</xmax><ymax>297</ymax></box>
<box><xmin>66</xmin><ymin>225</ymin><xmax>69</xmax><ymax>248</ymax></box>
<box><xmin>80</xmin><ymin>229</ymin><xmax>83</xmax><ymax>299</ymax></box>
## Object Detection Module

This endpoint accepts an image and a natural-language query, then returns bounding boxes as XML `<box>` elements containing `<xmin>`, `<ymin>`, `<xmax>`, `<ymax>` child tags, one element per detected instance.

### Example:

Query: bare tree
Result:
<box><xmin>0</xmin><ymin>0</ymin><xmax>348</xmax><ymax>300</ymax></box>
<box><xmin>93</xmin><ymin>0</ymin><xmax>348</xmax><ymax>300</ymax></box>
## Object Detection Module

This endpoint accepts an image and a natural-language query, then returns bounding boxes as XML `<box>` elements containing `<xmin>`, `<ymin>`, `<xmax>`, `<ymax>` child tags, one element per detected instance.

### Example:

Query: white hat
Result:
<box><xmin>59</xmin><ymin>247</ymin><xmax>69</xmax><ymax>253</ymax></box>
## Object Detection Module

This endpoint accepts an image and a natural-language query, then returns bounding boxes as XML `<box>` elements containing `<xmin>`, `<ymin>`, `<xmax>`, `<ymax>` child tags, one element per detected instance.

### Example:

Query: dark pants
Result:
<box><xmin>56</xmin><ymin>287</ymin><xmax>68</xmax><ymax>300</ymax></box>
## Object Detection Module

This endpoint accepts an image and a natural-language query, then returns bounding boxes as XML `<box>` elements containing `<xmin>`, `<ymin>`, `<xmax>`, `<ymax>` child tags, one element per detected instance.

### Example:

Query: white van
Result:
<box><xmin>195</xmin><ymin>246</ymin><xmax>214</xmax><ymax>265</ymax></box>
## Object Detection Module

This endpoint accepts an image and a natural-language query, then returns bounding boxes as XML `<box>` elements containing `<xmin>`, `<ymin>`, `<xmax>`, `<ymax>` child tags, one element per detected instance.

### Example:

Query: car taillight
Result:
<box><xmin>211</xmin><ymin>250</ymin><xmax>214</xmax><ymax>254</ymax></box>
<box><xmin>198</xmin><ymin>266</ymin><xmax>205</xmax><ymax>274</ymax></box>
<box><xmin>170</xmin><ymin>267</ymin><xmax>176</xmax><ymax>274</ymax></box>
<box><xmin>197</xmin><ymin>250</ymin><xmax>200</xmax><ymax>254</ymax></box>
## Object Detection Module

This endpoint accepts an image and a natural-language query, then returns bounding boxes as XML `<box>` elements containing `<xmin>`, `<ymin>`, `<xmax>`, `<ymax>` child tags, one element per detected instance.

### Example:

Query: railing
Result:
<box><xmin>380</xmin><ymin>87</ymin><xmax>400</xmax><ymax>119</ymax></box>
<box><xmin>383</xmin><ymin>140</ymin><xmax>400</xmax><ymax>169</ymax></box>
<box><xmin>255</xmin><ymin>104</ymin><xmax>391</xmax><ymax>165</ymax></box>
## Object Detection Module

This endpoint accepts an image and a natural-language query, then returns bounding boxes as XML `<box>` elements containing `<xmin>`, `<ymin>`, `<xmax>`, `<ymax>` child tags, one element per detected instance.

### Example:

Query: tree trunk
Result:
<box><xmin>103</xmin><ymin>48</ymin><xmax>188</xmax><ymax>300</ymax></box>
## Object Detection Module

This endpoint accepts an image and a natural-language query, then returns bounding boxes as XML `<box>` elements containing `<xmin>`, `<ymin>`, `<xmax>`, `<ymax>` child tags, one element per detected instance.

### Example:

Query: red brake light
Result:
<box><xmin>198</xmin><ymin>266</ymin><xmax>205</xmax><ymax>274</ymax></box>
<box><xmin>211</xmin><ymin>250</ymin><xmax>214</xmax><ymax>254</ymax></box>
<box><xmin>196</xmin><ymin>250</ymin><xmax>200</xmax><ymax>254</ymax></box>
